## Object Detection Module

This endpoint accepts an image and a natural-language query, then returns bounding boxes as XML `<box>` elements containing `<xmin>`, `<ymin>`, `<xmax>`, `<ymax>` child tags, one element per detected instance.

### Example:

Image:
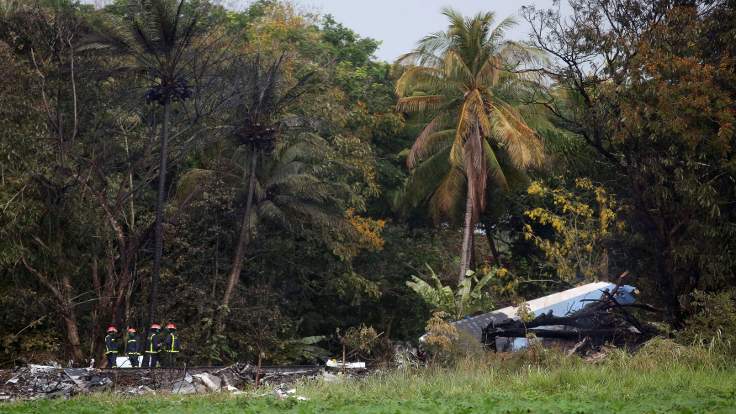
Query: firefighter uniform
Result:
<box><xmin>104</xmin><ymin>326</ymin><xmax>119</xmax><ymax>368</ymax></box>
<box><xmin>162</xmin><ymin>323</ymin><xmax>181</xmax><ymax>368</ymax></box>
<box><xmin>143</xmin><ymin>324</ymin><xmax>162</xmax><ymax>368</ymax></box>
<box><xmin>125</xmin><ymin>328</ymin><xmax>142</xmax><ymax>368</ymax></box>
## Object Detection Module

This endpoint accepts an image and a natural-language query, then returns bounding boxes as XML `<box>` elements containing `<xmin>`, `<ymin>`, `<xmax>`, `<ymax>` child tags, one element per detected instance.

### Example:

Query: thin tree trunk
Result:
<box><xmin>219</xmin><ymin>150</ymin><xmax>258</xmax><ymax>329</ymax></box>
<box><xmin>342</xmin><ymin>344</ymin><xmax>346</xmax><ymax>376</ymax></box>
<box><xmin>470</xmin><ymin>235</ymin><xmax>476</xmax><ymax>270</ymax></box>
<box><xmin>148</xmin><ymin>103</ymin><xmax>170</xmax><ymax>327</ymax></box>
<box><xmin>483</xmin><ymin>221</ymin><xmax>500</xmax><ymax>265</ymax></box>
<box><xmin>89</xmin><ymin>258</ymin><xmax>100</xmax><ymax>358</ymax></box>
<box><xmin>62</xmin><ymin>310</ymin><xmax>84</xmax><ymax>363</ymax></box>
<box><xmin>459</xmin><ymin>120</ymin><xmax>484</xmax><ymax>283</ymax></box>
<box><xmin>124</xmin><ymin>269</ymin><xmax>134</xmax><ymax>327</ymax></box>
<box><xmin>656</xmin><ymin>238</ymin><xmax>682</xmax><ymax>324</ymax></box>
<box><xmin>60</xmin><ymin>274</ymin><xmax>83</xmax><ymax>363</ymax></box>
<box><xmin>255</xmin><ymin>352</ymin><xmax>263</xmax><ymax>388</ymax></box>
<box><xmin>124</xmin><ymin>134</ymin><xmax>135</xmax><ymax>228</ymax></box>
<box><xmin>459</xmin><ymin>191</ymin><xmax>474</xmax><ymax>283</ymax></box>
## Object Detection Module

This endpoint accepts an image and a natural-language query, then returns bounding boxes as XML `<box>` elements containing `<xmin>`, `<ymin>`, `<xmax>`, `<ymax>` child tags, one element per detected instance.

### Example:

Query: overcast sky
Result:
<box><xmin>300</xmin><ymin>0</ymin><xmax>559</xmax><ymax>62</ymax></box>
<box><xmin>87</xmin><ymin>0</ymin><xmax>561</xmax><ymax>62</ymax></box>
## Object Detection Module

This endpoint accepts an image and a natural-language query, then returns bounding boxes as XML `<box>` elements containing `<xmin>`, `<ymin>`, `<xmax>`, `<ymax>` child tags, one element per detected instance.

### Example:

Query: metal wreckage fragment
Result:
<box><xmin>482</xmin><ymin>280</ymin><xmax>661</xmax><ymax>355</ymax></box>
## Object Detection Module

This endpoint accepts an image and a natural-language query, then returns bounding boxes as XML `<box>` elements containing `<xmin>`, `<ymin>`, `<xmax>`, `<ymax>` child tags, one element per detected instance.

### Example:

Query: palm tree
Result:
<box><xmin>177</xmin><ymin>133</ymin><xmax>345</xmax><ymax>338</ymax></box>
<box><xmin>82</xmin><ymin>0</ymin><xmax>204</xmax><ymax>327</ymax></box>
<box><xmin>218</xmin><ymin>53</ymin><xmax>318</xmax><ymax>330</ymax></box>
<box><xmin>236</xmin><ymin>133</ymin><xmax>346</xmax><ymax>236</ymax></box>
<box><xmin>396</xmin><ymin>8</ymin><xmax>545</xmax><ymax>282</ymax></box>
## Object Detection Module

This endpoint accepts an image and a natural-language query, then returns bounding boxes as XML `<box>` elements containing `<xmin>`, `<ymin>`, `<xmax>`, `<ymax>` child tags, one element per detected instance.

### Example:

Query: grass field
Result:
<box><xmin>4</xmin><ymin>340</ymin><xmax>736</xmax><ymax>413</ymax></box>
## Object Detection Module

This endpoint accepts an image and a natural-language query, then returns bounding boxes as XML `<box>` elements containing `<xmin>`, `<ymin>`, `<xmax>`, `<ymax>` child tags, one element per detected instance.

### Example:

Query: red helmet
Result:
<box><xmin>127</xmin><ymin>327</ymin><xmax>136</xmax><ymax>333</ymax></box>
<box><xmin>165</xmin><ymin>322</ymin><xmax>176</xmax><ymax>330</ymax></box>
<box><xmin>106</xmin><ymin>325</ymin><xmax>118</xmax><ymax>333</ymax></box>
<box><xmin>150</xmin><ymin>323</ymin><xmax>161</xmax><ymax>330</ymax></box>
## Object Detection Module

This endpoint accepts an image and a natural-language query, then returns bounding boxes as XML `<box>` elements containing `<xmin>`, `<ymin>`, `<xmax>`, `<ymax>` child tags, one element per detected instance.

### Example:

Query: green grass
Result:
<box><xmin>4</xmin><ymin>340</ymin><xmax>736</xmax><ymax>413</ymax></box>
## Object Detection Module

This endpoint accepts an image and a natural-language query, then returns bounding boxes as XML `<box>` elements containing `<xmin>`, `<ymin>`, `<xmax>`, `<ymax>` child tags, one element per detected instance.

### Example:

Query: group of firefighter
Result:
<box><xmin>103</xmin><ymin>322</ymin><xmax>181</xmax><ymax>368</ymax></box>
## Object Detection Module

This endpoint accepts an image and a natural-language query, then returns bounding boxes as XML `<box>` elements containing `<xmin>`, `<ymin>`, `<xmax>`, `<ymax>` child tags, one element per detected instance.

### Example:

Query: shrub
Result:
<box><xmin>423</xmin><ymin>311</ymin><xmax>459</xmax><ymax>364</ymax></box>
<box><xmin>631</xmin><ymin>337</ymin><xmax>723</xmax><ymax>369</ymax></box>
<box><xmin>342</xmin><ymin>324</ymin><xmax>380</xmax><ymax>358</ymax></box>
<box><xmin>679</xmin><ymin>290</ymin><xmax>736</xmax><ymax>358</ymax></box>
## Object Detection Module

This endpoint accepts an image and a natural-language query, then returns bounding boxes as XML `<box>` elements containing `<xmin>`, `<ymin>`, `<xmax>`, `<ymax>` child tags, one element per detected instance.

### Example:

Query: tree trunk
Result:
<box><xmin>459</xmin><ymin>191</ymin><xmax>474</xmax><ymax>283</ymax></box>
<box><xmin>148</xmin><ymin>102</ymin><xmax>170</xmax><ymax>327</ymax></box>
<box><xmin>61</xmin><ymin>274</ymin><xmax>83</xmax><ymax>363</ymax></box>
<box><xmin>655</xmin><ymin>240</ymin><xmax>682</xmax><ymax>324</ymax></box>
<box><xmin>342</xmin><ymin>344</ymin><xmax>346</xmax><ymax>376</ymax></box>
<box><xmin>111</xmin><ymin>266</ymin><xmax>131</xmax><ymax>327</ymax></box>
<box><xmin>89</xmin><ymin>259</ymin><xmax>100</xmax><ymax>358</ymax></box>
<box><xmin>62</xmin><ymin>308</ymin><xmax>84</xmax><ymax>363</ymax></box>
<box><xmin>469</xmin><ymin>234</ymin><xmax>476</xmax><ymax>270</ymax></box>
<box><xmin>255</xmin><ymin>352</ymin><xmax>263</xmax><ymax>388</ymax></box>
<box><xmin>20</xmin><ymin>259</ymin><xmax>85</xmax><ymax>363</ymax></box>
<box><xmin>483</xmin><ymin>221</ymin><xmax>500</xmax><ymax>265</ymax></box>
<box><xmin>124</xmin><ymin>270</ymin><xmax>134</xmax><ymax>328</ymax></box>
<box><xmin>219</xmin><ymin>150</ymin><xmax>258</xmax><ymax>329</ymax></box>
<box><xmin>124</xmin><ymin>134</ymin><xmax>135</xmax><ymax>228</ymax></box>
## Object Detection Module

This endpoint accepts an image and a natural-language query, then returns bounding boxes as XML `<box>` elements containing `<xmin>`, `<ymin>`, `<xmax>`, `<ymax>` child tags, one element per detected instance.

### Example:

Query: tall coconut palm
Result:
<box><xmin>82</xmin><ymin>0</ymin><xmax>204</xmax><ymax>326</ymax></box>
<box><xmin>396</xmin><ymin>8</ymin><xmax>545</xmax><ymax>282</ymax></box>
<box><xmin>217</xmin><ymin>53</ymin><xmax>318</xmax><ymax>331</ymax></box>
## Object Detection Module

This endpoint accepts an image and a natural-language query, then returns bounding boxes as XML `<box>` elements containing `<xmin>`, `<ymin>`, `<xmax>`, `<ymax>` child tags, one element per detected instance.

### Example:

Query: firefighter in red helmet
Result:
<box><xmin>125</xmin><ymin>327</ymin><xmax>142</xmax><ymax>368</ymax></box>
<box><xmin>142</xmin><ymin>323</ymin><xmax>162</xmax><ymax>368</ymax></box>
<box><xmin>162</xmin><ymin>322</ymin><xmax>181</xmax><ymax>368</ymax></box>
<box><xmin>104</xmin><ymin>325</ymin><xmax>119</xmax><ymax>368</ymax></box>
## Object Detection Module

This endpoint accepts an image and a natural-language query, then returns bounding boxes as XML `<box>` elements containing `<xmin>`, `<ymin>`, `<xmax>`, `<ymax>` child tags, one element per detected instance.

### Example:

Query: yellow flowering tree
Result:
<box><xmin>349</xmin><ymin>212</ymin><xmax>385</xmax><ymax>249</ymax></box>
<box><xmin>523</xmin><ymin>178</ymin><xmax>621</xmax><ymax>281</ymax></box>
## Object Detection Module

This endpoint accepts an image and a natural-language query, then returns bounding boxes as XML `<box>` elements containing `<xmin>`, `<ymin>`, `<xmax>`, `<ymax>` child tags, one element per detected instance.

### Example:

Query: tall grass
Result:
<box><xmin>299</xmin><ymin>338</ymin><xmax>735</xmax><ymax>403</ymax></box>
<box><xmin>5</xmin><ymin>339</ymin><xmax>736</xmax><ymax>413</ymax></box>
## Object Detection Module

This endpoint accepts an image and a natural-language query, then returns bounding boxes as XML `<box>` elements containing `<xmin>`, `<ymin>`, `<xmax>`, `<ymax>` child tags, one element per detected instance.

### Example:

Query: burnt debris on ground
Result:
<box><xmin>0</xmin><ymin>364</ymin><xmax>111</xmax><ymax>401</ymax></box>
<box><xmin>0</xmin><ymin>363</ymin><xmax>368</xmax><ymax>402</ymax></box>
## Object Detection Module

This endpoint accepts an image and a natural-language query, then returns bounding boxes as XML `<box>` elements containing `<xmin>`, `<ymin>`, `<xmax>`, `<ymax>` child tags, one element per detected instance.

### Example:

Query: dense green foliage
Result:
<box><xmin>0</xmin><ymin>0</ymin><xmax>435</xmax><ymax>365</ymax></box>
<box><xmin>1</xmin><ymin>0</ymin><xmax>735</xmax><ymax>368</ymax></box>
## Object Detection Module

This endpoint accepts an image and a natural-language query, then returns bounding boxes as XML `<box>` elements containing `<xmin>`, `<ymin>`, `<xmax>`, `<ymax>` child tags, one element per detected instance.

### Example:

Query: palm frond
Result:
<box><xmin>278</xmin><ymin>139</ymin><xmax>325</xmax><ymax>165</ymax></box>
<box><xmin>487</xmin><ymin>15</ymin><xmax>517</xmax><ymax>47</ymax></box>
<box><xmin>257</xmin><ymin>200</ymin><xmax>287</xmax><ymax>228</ymax></box>
<box><xmin>498</xmin><ymin>40</ymin><xmax>547</xmax><ymax>70</ymax></box>
<box><xmin>266</xmin><ymin>162</ymin><xmax>308</xmax><ymax>186</ymax></box>
<box><xmin>429</xmin><ymin>166</ymin><xmax>465</xmax><ymax>223</ymax></box>
<box><xmin>476</xmin><ymin>55</ymin><xmax>502</xmax><ymax>88</ymax></box>
<box><xmin>395</xmin><ymin>66</ymin><xmax>444</xmax><ymax>96</ymax></box>
<box><xmin>482</xmin><ymin>140</ymin><xmax>509</xmax><ymax>191</ymax></box>
<box><xmin>489</xmin><ymin>100</ymin><xmax>545</xmax><ymax>169</ymax></box>
<box><xmin>396</xmin><ymin>95</ymin><xmax>444</xmax><ymax>114</ymax></box>
<box><xmin>395</xmin><ymin>51</ymin><xmax>443</xmax><ymax>68</ymax></box>
<box><xmin>408</xmin><ymin>128</ymin><xmax>455</xmax><ymax>168</ymax></box>
<box><xmin>403</xmin><ymin>146</ymin><xmax>453</xmax><ymax>209</ymax></box>
<box><xmin>443</xmin><ymin>48</ymin><xmax>474</xmax><ymax>84</ymax></box>
<box><xmin>414</xmin><ymin>30</ymin><xmax>452</xmax><ymax>64</ymax></box>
